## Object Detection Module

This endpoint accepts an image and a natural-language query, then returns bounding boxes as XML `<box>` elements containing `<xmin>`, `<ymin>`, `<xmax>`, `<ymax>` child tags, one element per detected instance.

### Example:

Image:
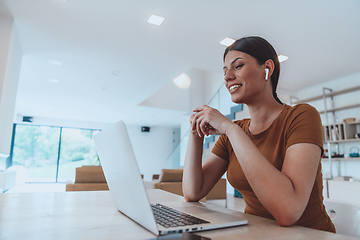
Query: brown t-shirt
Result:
<box><xmin>211</xmin><ymin>104</ymin><xmax>336</xmax><ymax>233</ymax></box>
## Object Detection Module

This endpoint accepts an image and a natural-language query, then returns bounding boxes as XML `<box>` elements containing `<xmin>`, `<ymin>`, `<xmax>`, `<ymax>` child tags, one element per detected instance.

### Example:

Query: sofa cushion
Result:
<box><xmin>66</xmin><ymin>183</ymin><xmax>109</xmax><ymax>191</ymax></box>
<box><xmin>159</xmin><ymin>169</ymin><xmax>183</xmax><ymax>182</ymax></box>
<box><xmin>207</xmin><ymin>178</ymin><xmax>227</xmax><ymax>199</ymax></box>
<box><xmin>154</xmin><ymin>182</ymin><xmax>183</xmax><ymax>196</ymax></box>
<box><xmin>154</xmin><ymin>178</ymin><xmax>226</xmax><ymax>200</ymax></box>
<box><xmin>75</xmin><ymin>166</ymin><xmax>107</xmax><ymax>183</ymax></box>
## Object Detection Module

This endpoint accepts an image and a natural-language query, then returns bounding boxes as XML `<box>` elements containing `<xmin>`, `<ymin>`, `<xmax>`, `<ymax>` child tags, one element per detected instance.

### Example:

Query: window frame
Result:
<box><xmin>8</xmin><ymin>123</ymin><xmax>101</xmax><ymax>183</ymax></box>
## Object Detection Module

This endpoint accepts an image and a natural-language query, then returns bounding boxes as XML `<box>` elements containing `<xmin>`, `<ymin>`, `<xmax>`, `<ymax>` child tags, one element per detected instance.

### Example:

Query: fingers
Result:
<box><xmin>191</xmin><ymin>113</ymin><xmax>200</xmax><ymax>133</ymax></box>
<box><xmin>196</xmin><ymin>115</ymin><xmax>205</xmax><ymax>137</ymax></box>
<box><xmin>200</xmin><ymin>120</ymin><xmax>208</xmax><ymax>137</ymax></box>
<box><xmin>192</xmin><ymin>105</ymin><xmax>209</xmax><ymax>112</ymax></box>
<box><xmin>190</xmin><ymin>105</ymin><xmax>219</xmax><ymax>137</ymax></box>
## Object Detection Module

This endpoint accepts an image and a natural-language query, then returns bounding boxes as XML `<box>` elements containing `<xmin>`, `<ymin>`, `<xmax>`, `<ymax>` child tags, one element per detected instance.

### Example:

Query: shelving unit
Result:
<box><xmin>318</xmin><ymin>103</ymin><xmax>360</xmax><ymax>114</ymax></box>
<box><xmin>322</xmin><ymin>157</ymin><xmax>360</xmax><ymax>161</ymax></box>
<box><xmin>326</xmin><ymin>139</ymin><xmax>360</xmax><ymax>144</ymax></box>
<box><xmin>291</xmin><ymin>85</ymin><xmax>360</xmax><ymax>180</ymax></box>
<box><xmin>323</xmin><ymin>121</ymin><xmax>360</xmax><ymax>143</ymax></box>
<box><xmin>293</xmin><ymin>86</ymin><xmax>360</xmax><ymax>104</ymax></box>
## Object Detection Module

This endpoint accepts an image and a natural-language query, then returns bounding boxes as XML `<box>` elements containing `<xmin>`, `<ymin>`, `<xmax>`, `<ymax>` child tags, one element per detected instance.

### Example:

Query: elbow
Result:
<box><xmin>182</xmin><ymin>184</ymin><xmax>202</xmax><ymax>202</ymax></box>
<box><xmin>274</xmin><ymin>208</ymin><xmax>302</xmax><ymax>227</ymax></box>
<box><xmin>276</xmin><ymin>216</ymin><xmax>297</xmax><ymax>227</ymax></box>
<box><xmin>183</xmin><ymin>193</ymin><xmax>201</xmax><ymax>202</ymax></box>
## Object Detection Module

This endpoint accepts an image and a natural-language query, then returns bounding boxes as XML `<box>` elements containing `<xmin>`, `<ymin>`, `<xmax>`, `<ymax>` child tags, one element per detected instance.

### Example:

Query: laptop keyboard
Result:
<box><xmin>151</xmin><ymin>204</ymin><xmax>209</xmax><ymax>228</ymax></box>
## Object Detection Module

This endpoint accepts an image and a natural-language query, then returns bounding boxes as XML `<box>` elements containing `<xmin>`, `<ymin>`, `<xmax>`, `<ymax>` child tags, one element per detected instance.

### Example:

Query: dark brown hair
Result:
<box><xmin>224</xmin><ymin>36</ymin><xmax>282</xmax><ymax>104</ymax></box>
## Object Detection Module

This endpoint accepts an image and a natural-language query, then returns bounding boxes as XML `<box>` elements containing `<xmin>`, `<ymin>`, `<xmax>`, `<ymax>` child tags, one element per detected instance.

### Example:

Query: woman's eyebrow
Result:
<box><xmin>223</xmin><ymin>57</ymin><xmax>244</xmax><ymax>70</ymax></box>
<box><xmin>231</xmin><ymin>57</ymin><xmax>243</xmax><ymax>65</ymax></box>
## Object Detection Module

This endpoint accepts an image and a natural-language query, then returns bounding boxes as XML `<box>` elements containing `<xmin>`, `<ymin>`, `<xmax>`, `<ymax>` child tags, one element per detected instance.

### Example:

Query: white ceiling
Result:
<box><xmin>2</xmin><ymin>0</ymin><xmax>360</xmax><ymax>126</ymax></box>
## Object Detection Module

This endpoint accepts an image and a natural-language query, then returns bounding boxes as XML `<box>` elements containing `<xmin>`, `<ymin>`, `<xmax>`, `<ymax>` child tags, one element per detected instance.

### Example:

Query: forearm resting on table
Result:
<box><xmin>226</xmin><ymin>124</ymin><xmax>311</xmax><ymax>226</ymax></box>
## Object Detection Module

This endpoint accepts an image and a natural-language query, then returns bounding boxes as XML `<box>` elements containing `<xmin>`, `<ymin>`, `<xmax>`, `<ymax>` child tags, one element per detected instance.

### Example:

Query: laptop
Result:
<box><xmin>94</xmin><ymin>121</ymin><xmax>248</xmax><ymax>235</ymax></box>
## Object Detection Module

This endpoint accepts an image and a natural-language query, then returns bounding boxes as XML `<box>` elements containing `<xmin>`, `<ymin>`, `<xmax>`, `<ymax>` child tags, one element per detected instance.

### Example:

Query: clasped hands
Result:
<box><xmin>190</xmin><ymin>105</ymin><xmax>235</xmax><ymax>138</ymax></box>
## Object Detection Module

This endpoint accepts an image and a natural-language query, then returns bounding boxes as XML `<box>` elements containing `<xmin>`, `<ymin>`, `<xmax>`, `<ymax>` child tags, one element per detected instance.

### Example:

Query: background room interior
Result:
<box><xmin>1</xmin><ymin>0</ymin><xmax>360</xmax><ymax>236</ymax></box>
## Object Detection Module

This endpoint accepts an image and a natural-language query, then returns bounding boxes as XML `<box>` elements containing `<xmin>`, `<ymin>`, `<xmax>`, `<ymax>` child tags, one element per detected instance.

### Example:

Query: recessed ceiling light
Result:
<box><xmin>53</xmin><ymin>0</ymin><xmax>69</xmax><ymax>4</ymax></box>
<box><xmin>147</xmin><ymin>15</ymin><xmax>165</xmax><ymax>26</ymax></box>
<box><xmin>219</xmin><ymin>37</ymin><xmax>235</xmax><ymax>47</ymax></box>
<box><xmin>48</xmin><ymin>59</ymin><xmax>63</xmax><ymax>67</ymax></box>
<box><xmin>173</xmin><ymin>73</ymin><xmax>191</xmax><ymax>89</ymax></box>
<box><xmin>278</xmin><ymin>55</ymin><xmax>288</xmax><ymax>63</ymax></box>
<box><xmin>112</xmin><ymin>70</ymin><xmax>121</xmax><ymax>77</ymax></box>
<box><xmin>49</xmin><ymin>78</ymin><xmax>60</xmax><ymax>83</ymax></box>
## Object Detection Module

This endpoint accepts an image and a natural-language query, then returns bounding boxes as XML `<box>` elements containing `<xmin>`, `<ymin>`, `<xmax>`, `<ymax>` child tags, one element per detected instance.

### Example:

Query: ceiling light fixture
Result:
<box><xmin>147</xmin><ymin>15</ymin><xmax>165</xmax><ymax>26</ymax></box>
<box><xmin>48</xmin><ymin>59</ymin><xmax>63</xmax><ymax>67</ymax></box>
<box><xmin>219</xmin><ymin>37</ymin><xmax>235</xmax><ymax>47</ymax></box>
<box><xmin>278</xmin><ymin>55</ymin><xmax>288</xmax><ymax>63</ymax></box>
<box><xmin>112</xmin><ymin>70</ymin><xmax>121</xmax><ymax>77</ymax></box>
<box><xmin>53</xmin><ymin>0</ymin><xmax>69</xmax><ymax>4</ymax></box>
<box><xmin>173</xmin><ymin>73</ymin><xmax>191</xmax><ymax>89</ymax></box>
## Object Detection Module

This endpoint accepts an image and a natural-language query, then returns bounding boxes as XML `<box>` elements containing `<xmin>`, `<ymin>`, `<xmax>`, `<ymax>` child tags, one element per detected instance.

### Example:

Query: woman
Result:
<box><xmin>182</xmin><ymin>36</ymin><xmax>335</xmax><ymax>232</ymax></box>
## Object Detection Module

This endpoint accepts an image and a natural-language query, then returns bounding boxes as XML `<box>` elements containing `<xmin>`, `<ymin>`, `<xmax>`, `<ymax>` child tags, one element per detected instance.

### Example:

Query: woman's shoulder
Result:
<box><xmin>290</xmin><ymin>103</ymin><xmax>318</xmax><ymax>111</ymax></box>
<box><xmin>284</xmin><ymin>103</ymin><xmax>320</xmax><ymax>118</ymax></box>
<box><xmin>282</xmin><ymin>103</ymin><xmax>322</xmax><ymax>128</ymax></box>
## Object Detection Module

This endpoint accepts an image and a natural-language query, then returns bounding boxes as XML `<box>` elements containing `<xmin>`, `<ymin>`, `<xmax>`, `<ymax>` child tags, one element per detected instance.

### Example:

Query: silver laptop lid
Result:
<box><xmin>94</xmin><ymin>121</ymin><xmax>158</xmax><ymax>235</ymax></box>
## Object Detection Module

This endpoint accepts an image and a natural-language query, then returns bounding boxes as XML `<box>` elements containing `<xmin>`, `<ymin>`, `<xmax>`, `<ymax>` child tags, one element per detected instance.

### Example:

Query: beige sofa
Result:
<box><xmin>153</xmin><ymin>169</ymin><xmax>227</xmax><ymax>200</ymax></box>
<box><xmin>66</xmin><ymin>166</ymin><xmax>227</xmax><ymax>201</ymax></box>
<box><xmin>65</xmin><ymin>166</ymin><xmax>109</xmax><ymax>191</ymax></box>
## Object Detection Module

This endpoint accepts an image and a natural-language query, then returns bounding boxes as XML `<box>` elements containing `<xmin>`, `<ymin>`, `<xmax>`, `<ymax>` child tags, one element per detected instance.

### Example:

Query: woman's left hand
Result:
<box><xmin>191</xmin><ymin>105</ymin><xmax>235</xmax><ymax>137</ymax></box>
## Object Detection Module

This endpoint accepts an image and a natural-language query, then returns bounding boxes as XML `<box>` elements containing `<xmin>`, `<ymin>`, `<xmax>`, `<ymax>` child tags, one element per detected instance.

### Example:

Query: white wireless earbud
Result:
<box><xmin>265</xmin><ymin>68</ymin><xmax>269</xmax><ymax>80</ymax></box>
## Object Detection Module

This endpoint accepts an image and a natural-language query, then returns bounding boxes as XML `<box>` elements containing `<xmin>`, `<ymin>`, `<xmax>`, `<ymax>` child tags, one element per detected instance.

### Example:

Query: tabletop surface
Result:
<box><xmin>0</xmin><ymin>189</ymin><xmax>357</xmax><ymax>240</ymax></box>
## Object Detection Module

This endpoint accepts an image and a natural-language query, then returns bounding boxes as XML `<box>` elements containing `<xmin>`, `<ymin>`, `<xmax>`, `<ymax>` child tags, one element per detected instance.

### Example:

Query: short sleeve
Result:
<box><xmin>286</xmin><ymin>104</ymin><xmax>324</xmax><ymax>155</ymax></box>
<box><xmin>211</xmin><ymin>134</ymin><xmax>230</xmax><ymax>161</ymax></box>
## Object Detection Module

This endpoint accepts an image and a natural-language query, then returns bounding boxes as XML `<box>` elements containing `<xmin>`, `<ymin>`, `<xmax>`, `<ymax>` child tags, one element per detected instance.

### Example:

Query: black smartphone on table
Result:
<box><xmin>148</xmin><ymin>232</ymin><xmax>211</xmax><ymax>240</ymax></box>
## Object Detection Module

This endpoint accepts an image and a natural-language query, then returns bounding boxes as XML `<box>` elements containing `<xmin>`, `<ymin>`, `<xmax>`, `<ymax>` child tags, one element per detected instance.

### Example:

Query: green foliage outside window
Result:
<box><xmin>11</xmin><ymin>124</ymin><xmax>100</xmax><ymax>182</ymax></box>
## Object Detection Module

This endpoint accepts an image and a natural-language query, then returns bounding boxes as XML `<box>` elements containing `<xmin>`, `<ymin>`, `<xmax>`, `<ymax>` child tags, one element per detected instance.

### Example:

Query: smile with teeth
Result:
<box><xmin>229</xmin><ymin>83</ymin><xmax>243</xmax><ymax>91</ymax></box>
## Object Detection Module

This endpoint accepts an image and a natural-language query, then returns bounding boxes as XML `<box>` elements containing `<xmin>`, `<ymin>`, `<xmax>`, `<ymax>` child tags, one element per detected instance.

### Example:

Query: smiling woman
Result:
<box><xmin>223</xmin><ymin>37</ymin><xmax>282</xmax><ymax>105</ymax></box>
<box><xmin>182</xmin><ymin>36</ymin><xmax>336</xmax><ymax>233</ymax></box>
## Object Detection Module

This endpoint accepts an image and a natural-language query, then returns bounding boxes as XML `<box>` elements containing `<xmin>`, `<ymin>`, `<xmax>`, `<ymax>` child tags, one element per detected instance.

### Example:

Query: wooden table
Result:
<box><xmin>0</xmin><ymin>189</ymin><xmax>356</xmax><ymax>240</ymax></box>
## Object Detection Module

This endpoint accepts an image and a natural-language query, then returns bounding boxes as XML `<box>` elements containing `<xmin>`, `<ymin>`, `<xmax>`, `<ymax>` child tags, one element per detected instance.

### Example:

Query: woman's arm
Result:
<box><xmin>182</xmin><ymin>132</ymin><xmax>228</xmax><ymax>202</ymax></box>
<box><xmin>191</xmin><ymin>105</ymin><xmax>321</xmax><ymax>226</ymax></box>
<box><xmin>225</xmin><ymin>123</ymin><xmax>320</xmax><ymax>226</ymax></box>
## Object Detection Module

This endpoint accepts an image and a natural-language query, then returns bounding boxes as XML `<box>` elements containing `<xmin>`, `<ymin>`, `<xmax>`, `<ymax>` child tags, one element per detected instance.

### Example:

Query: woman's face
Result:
<box><xmin>223</xmin><ymin>50</ymin><xmax>267</xmax><ymax>104</ymax></box>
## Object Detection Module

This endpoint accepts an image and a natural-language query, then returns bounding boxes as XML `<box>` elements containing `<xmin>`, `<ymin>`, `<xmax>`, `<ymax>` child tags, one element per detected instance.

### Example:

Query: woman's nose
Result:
<box><xmin>224</xmin><ymin>70</ymin><xmax>235</xmax><ymax>82</ymax></box>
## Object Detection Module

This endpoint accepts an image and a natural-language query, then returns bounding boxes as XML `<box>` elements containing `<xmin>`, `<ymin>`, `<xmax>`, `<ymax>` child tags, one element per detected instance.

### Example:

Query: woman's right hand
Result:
<box><xmin>190</xmin><ymin>113</ymin><xmax>203</xmax><ymax>139</ymax></box>
<box><xmin>190</xmin><ymin>112</ymin><xmax>220</xmax><ymax>137</ymax></box>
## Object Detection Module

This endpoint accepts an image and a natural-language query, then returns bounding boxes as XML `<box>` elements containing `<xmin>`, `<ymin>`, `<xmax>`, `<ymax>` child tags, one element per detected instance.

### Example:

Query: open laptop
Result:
<box><xmin>94</xmin><ymin>121</ymin><xmax>248</xmax><ymax>235</ymax></box>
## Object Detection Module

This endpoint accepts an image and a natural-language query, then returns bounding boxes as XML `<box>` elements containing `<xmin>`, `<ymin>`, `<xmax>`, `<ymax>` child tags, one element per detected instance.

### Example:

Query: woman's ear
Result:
<box><xmin>264</xmin><ymin>59</ymin><xmax>275</xmax><ymax>80</ymax></box>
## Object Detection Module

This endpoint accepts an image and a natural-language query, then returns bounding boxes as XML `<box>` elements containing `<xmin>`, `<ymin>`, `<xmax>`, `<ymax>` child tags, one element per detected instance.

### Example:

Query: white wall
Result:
<box><xmin>15</xmin><ymin>115</ymin><xmax>106</xmax><ymax>130</ymax></box>
<box><xmin>126</xmin><ymin>125</ymin><xmax>180</xmax><ymax>180</ymax></box>
<box><xmin>0</xmin><ymin>15</ymin><xmax>22</xmax><ymax>156</ymax></box>
<box><xmin>141</xmin><ymin>68</ymin><xmax>207</xmax><ymax>113</ymax></box>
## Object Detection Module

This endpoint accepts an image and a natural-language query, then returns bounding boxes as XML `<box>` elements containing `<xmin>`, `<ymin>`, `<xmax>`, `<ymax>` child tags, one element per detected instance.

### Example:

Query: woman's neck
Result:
<box><xmin>247</xmin><ymin>95</ymin><xmax>284</xmax><ymax>134</ymax></box>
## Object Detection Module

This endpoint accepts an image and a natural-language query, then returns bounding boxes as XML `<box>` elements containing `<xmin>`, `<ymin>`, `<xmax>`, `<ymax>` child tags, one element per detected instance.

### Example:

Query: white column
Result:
<box><xmin>0</xmin><ymin>14</ymin><xmax>22</xmax><ymax>156</ymax></box>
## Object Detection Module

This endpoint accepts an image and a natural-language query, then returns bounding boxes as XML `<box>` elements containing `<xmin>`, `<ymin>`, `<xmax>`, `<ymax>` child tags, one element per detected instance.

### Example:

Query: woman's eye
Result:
<box><xmin>235</xmin><ymin>64</ymin><xmax>243</xmax><ymax>70</ymax></box>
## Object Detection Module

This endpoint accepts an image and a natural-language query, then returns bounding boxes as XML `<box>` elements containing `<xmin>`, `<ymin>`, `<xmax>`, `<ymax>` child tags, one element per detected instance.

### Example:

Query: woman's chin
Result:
<box><xmin>231</xmin><ymin>94</ymin><xmax>245</xmax><ymax>104</ymax></box>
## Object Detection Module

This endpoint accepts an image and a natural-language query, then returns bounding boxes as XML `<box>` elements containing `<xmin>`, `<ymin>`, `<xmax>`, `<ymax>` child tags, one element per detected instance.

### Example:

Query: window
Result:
<box><xmin>10</xmin><ymin>124</ymin><xmax>100</xmax><ymax>183</ymax></box>
<box><xmin>12</xmin><ymin>125</ymin><xmax>60</xmax><ymax>182</ymax></box>
<box><xmin>57</xmin><ymin>128</ymin><xmax>100</xmax><ymax>182</ymax></box>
